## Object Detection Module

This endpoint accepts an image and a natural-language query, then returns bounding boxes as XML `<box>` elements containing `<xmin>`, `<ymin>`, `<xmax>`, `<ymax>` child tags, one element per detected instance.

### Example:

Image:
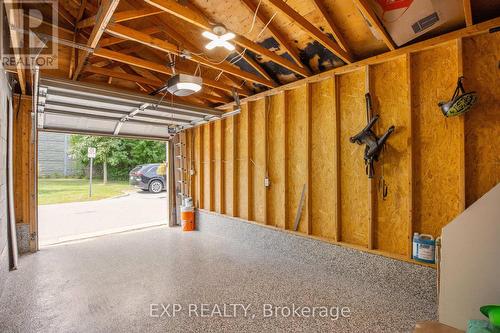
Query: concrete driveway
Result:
<box><xmin>38</xmin><ymin>190</ymin><xmax>168</xmax><ymax>246</ymax></box>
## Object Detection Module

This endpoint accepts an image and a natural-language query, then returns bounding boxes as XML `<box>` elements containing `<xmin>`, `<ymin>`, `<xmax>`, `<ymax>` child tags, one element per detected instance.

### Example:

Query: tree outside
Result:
<box><xmin>69</xmin><ymin>135</ymin><xmax>167</xmax><ymax>183</ymax></box>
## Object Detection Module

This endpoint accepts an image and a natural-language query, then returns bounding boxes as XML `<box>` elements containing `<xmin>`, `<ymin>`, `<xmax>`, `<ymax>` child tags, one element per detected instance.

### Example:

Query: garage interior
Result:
<box><xmin>0</xmin><ymin>0</ymin><xmax>499</xmax><ymax>332</ymax></box>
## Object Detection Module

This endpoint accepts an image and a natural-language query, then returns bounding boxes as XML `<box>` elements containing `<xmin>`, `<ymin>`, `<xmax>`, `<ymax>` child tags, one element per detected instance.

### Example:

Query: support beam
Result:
<box><xmin>208</xmin><ymin>123</ymin><xmax>215</xmax><ymax>211</ymax></box>
<box><xmin>366</xmin><ymin>65</ymin><xmax>375</xmax><ymax>249</ymax></box>
<box><xmin>106</xmin><ymin>23</ymin><xmax>276</xmax><ymax>88</ymax></box>
<box><xmin>463</xmin><ymin>0</ymin><xmax>473</xmax><ymax>26</ymax></box>
<box><xmin>231</xmin><ymin>117</ymin><xmax>237</xmax><ymax>216</ymax></box>
<box><xmin>235</xmin><ymin>46</ymin><xmax>275</xmax><ymax>83</ymax></box>
<box><xmin>84</xmin><ymin>65</ymin><xmax>163</xmax><ymax>85</ymax></box>
<box><xmin>92</xmin><ymin>48</ymin><xmax>249</xmax><ymax>96</ymax></box>
<box><xmin>23</xmin><ymin>12</ymin><xmax>75</xmax><ymax>36</ymax></box>
<box><xmin>352</xmin><ymin>0</ymin><xmax>396</xmax><ymax>50</ymax></box>
<box><xmin>57</xmin><ymin>4</ymin><xmax>76</xmax><ymax>27</ymax></box>
<box><xmin>76</xmin><ymin>7</ymin><xmax>163</xmax><ymax>29</ymax></box>
<box><xmin>306</xmin><ymin>84</ymin><xmax>312</xmax><ymax>235</ymax></box>
<box><xmin>197</xmin><ymin>126</ymin><xmax>204</xmax><ymax>208</ymax></box>
<box><xmin>220</xmin><ymin>17</ymin><xmax>500</xmax><ymax>110</ymax></box>
<box><xmin>263</xmin><ymin>97</ymin><xmax>269</xmax><ymax>225</ymax></box>
<box><xmin>219</xmin><ymin>120</ymin><xmax>225</xmax><ymax>214</ymax></box>
<box><xmin>405</xmin><ymin>54</ymin><xmax>413</xmax><ymax>259</ymax></box>
<box><xmin>265</xmin><ymin>0</ymin><xmax>353</xmax><ymax>63</ymax></box>
<box><xmin>104</xmin><ymin>11</ymin><xmax>247</xmax><ymax>89</ymax></box>
<box><xmin>333</xmin><ymin>76</ymin><xmax>341</xmax><ymax>242</ymax></box>
<box><xmin>246</xmin><ymin>105</ymin><xmax>252</xmax><ymax>220</ymax></box>
<box><xmin>456</xmin><ymin>38</ymin><xmax>466</xmax><ymax>212</ymax></box>
<box><xmin>311</xmin><ymin>0</ymin><xmax>351</xmax><ymax>54</ymax></box>
<box><xmin>73</xmin><ymin>0</ymin><xmax>120</xmax><ymax>80</ymax></box>
<box><xmin>144</xmin><ymin>0</ymin><xmax>309</xmax><ymax>77</ymax></box>
<box><xmin>239</xmin><ymin>0</ymin><xmax>305</xmax><ymax>69</ymax></box>
<box><xmin>76</xmin><ymin>0</ymin><xmax>87</xmax><ymax>22</ymax></box>
<box><xmin>85</xmin><ymin>64</ymin><xmax>230</xmax><ymax>105</ymax></box>
<box><xmin>3</xmin><ymin>1</ymin><xmax>26</xmax><ymax>93</ymax></box>
<box><xmin>283</xmin><ymin>92</ymin><xmax>289</xmax><ymax>229</ymax></box>
<box><xmin>198</xmin><ymin>92</ymin><xmax>231</xmax><ymax>104</ymax></box>
<box><xmin>99</xmin><ymin>27</ymin><xmax>162</xmax><ymax>47</ymax></box>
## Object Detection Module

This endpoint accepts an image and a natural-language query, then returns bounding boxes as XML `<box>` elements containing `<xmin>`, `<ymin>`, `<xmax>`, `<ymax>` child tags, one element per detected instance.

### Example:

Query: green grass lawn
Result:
<box><xmin>38</xmin><ymin>179</ymin><xmax>133</xmax><ymax>205</ymax></box>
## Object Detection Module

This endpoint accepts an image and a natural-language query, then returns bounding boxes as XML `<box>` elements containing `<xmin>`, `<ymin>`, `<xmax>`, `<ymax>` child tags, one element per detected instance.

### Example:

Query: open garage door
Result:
<box><xmin>30</xmin><ymin>76</ymin><xmax>224</xmax><ymax>249</ymax></box>
<box><xmin>34</xmin><ymin>77</ymin><xmax>223</xmax><ymax>140</ymax></box>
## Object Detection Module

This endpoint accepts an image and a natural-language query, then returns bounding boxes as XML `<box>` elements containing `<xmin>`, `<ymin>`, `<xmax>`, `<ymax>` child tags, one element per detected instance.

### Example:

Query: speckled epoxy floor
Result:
<box><xmin>0</xmin><ymin>220</ymin><xmax>437</xmax><ymax>333</ymax></box>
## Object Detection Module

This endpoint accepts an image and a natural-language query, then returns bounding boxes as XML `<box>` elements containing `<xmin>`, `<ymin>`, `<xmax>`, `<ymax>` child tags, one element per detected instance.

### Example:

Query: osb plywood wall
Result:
<box><xmin>184</xmin><ymin>33</ymin><xmax>499</xmax><ymax>264</ymax></box>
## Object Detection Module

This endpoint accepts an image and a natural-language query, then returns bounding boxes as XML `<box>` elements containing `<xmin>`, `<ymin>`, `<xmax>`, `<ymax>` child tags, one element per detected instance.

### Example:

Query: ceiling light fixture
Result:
<box><xmin>202</xmin><ymin>25</ymin><xmax>235</xmax><ymax>51</ymax></box>
<box><xmin>166</xmin><ymin>74</ymin><xmax>202</xmax><ymax>96</ymax></box>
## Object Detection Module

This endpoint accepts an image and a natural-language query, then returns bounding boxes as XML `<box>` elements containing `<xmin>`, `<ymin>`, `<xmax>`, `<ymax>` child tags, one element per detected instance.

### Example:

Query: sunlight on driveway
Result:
<box><xmin>38</xmin><ymin>191</ymin><xmax>168</xmax><ymax>246</ymax></box>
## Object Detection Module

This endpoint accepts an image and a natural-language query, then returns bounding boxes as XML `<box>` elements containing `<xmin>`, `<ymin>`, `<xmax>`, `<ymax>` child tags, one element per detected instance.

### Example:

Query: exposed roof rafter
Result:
<box><xmin>84</xmin><ymin>65</ymin><xmax>163</xmax><ymax>86</ymax></box>
<box><xmin>463</xmin><ymin>0</ymin><xmax>473</xmax><ymax>26</ymax></box>
<box><xmin>99</xmin><ymin>27</ymin><xmax>162</xmax><ymax>47</ymax></box>
<box><xmin>310</xmin><ymin>0</ymin><xmax>352</xmax><ymax>54</ymax></box>
<box><xmin>265</xmin><ymin>0</ymin><xmax>353</xmax><ymax>63</ymax></box>
<box><xmin>144</xmin><ymin>0</ymin><xmax>309</xmax><ymax>77</ymax></box>
<box><xmin>105</xmin><ymin>23</ymin><xmax>276</xmax><ymax>88</ymax></box>
<box><xmin>77</xmin><ymin>7</ymin><xmax>164</xmax><ymax>29</ymax></box>
<box><xmin>57</xmin><ymin>4</ymin><xmax>76</xmax><ymax>27</ymax></box>
<box><xmin>3</xmin><ymin>0</ymin><xmax>26</xmax><ymax>94</ymax></box>
<box><xmin>351</xmin><ymin>0</ymin><xmax>396</xmax><ymax>50</ymax></box>
<box><xmin>239</xmin><ymin>0</ymin><xmax>306</xmax><ymax>69</ymax></box>
<box><xmin>73</xmin><ymin>0</ymin><xmax>121</xmax><ymax>80</ymax></box>
<box><xmin>92</xmin><ymin>48</ymin><xmax>250</xmax><ymax>96</ymax></box>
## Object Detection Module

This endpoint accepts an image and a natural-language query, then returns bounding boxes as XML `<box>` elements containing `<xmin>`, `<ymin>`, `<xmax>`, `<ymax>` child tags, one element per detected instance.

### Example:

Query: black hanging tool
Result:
<box><xmin>438</xmin><ymin>76</ymin><xmax>477</xmax><ymax>117</ymax></box>
<box><xmin>350</xmin><ymin>93</ymin><xmax>395</xmax><ymax>179</ymax></box>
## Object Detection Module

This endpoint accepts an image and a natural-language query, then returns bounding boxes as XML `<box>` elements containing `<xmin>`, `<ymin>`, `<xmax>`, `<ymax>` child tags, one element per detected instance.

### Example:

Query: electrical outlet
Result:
<box><xmin>264</xmin><ymin>177</ymin><xmax>270</xmax><ymax>187</ymax></box>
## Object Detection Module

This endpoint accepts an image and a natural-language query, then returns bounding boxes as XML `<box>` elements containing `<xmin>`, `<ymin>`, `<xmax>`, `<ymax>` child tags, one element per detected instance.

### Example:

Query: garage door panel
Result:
<box><xmin>36</xmin><ymin>77</ymin><xmax>223</xmax><ymax>140</ymax></box>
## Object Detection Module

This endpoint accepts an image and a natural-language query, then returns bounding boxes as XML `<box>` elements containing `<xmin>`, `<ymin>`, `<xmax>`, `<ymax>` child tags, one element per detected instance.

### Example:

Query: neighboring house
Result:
<box><xmin>38</xmin><ymin>132</ymin><xmax>77</xmax><ymax>177</ymax></box>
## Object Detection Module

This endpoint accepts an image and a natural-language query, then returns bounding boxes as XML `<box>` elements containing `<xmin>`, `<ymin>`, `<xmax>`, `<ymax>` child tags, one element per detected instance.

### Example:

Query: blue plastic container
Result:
<box><xmin>413</xmin><ymin>233</ymin><xmax>436</xmax><ymax>264</ymax></box>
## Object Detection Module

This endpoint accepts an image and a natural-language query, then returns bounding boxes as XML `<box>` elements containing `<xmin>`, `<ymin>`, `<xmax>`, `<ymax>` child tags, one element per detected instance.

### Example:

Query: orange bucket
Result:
<box><xmin>181</xmin><ymin>206</ymin><xmax>195</xmax><ymax>231</ymax></box>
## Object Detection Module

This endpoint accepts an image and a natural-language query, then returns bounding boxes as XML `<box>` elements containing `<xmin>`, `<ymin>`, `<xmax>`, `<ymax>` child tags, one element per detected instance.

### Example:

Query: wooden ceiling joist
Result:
<box><xmin>198</xmin><ymin>92</ymin><xmax>231</xmax><ymax>104</ymax></box>
<box><xmin>76</xmin><ymin>0</ymin><xmax>88</xmax><ymax>22</ymax></box>
<box><xmin>127</xmin><ymin>13</ymin><xmax>249</xmax><ymax>89</ymax></box>
<box><xmin>23</xmin><ymin>12</ymin><xmax>75</xmax><ymax>36</ymax></box>
<box><xmin>144</xmin><ymin>0</ymin><xmax>309</xmax><ymax>77</ymax></box>
<box><xmin>352</xmin><ymin>0</ymin><xmax>396</xmax><ymax>50</ymax></box>
<box><xmin>57</xmin><ymin>4</ymin><xmax>76</xmax><ymax>27</ymax></box>
<box><xmin>235</xmin><ymin>46</ymin><xmax>275</xmax><ymax>83</ymax></box>
<box><xmin>265</xmin><ymin>0</ymin><xmax>353</xmax><ymax>63</ymax></box>
<box><xmin>92</xmin><ymin>48</ymin><xmax>249</xmax><ymax>96</ymax></box>
<box><xmin>84</xmin><ymin>65</ymin><xmax>163</xmax><ymax>86</ymax></box>
<box><xmin>85</xmin><ymin>63</ymin><xmax>232</xmax><ymax>105</ymax></box>
<box><xmin>463</xmin><ymin>0</ymin><xmax>473</xmax><ymax>26</ymax></box>
<box><xmin>3</xmin><ymin>1</ymin><xmax>26</xmax><ymax>94</ymax></box>
<box><xmin>99</xmin><ymin>27</ymin><xmax>162</xmax><ymax>47</ymax></box>
<box><xmin>76</xmin><ymin>7</ymin><xmax>164</xmax><ymax>29</ymax></box>
<box><xmin>310</xmin><ymin>0</ymin><xmax>351</xmax><ymax>54</ymax></box>
<box><xmin>125</xmin><ymin>65</ymin><xmax>164</xmax><ymax>83</ymax></box>
<box><xmin>105</xmin><ymin>23</ymin><xmax>277</xmax><ymax>88</ymax></box>
<box><xmin>239</xmin><ymin>0</ymin><xmax>305</xmax><ymax>69</ymax></box>
<box><xmin>73</xmin><ymin>0</ymin><xmax>121</xmax><ymax>81</ymax></box>
<box><xmin>69</xmin><ymin>2</ymin><xmax>88</xmax><ymax>79</ymax></box>
<box><xmin>219</xmin><ymin>16</ymin><xmax>500</xmax><ymax>109</ymax></box>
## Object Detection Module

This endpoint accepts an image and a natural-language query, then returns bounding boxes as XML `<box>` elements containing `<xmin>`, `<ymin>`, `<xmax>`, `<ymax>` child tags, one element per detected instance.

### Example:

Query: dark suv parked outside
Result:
<box><xmin>129</xmin><ymin>163</ymin><xmax>166</xmax><ymax>193</ymax></box>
